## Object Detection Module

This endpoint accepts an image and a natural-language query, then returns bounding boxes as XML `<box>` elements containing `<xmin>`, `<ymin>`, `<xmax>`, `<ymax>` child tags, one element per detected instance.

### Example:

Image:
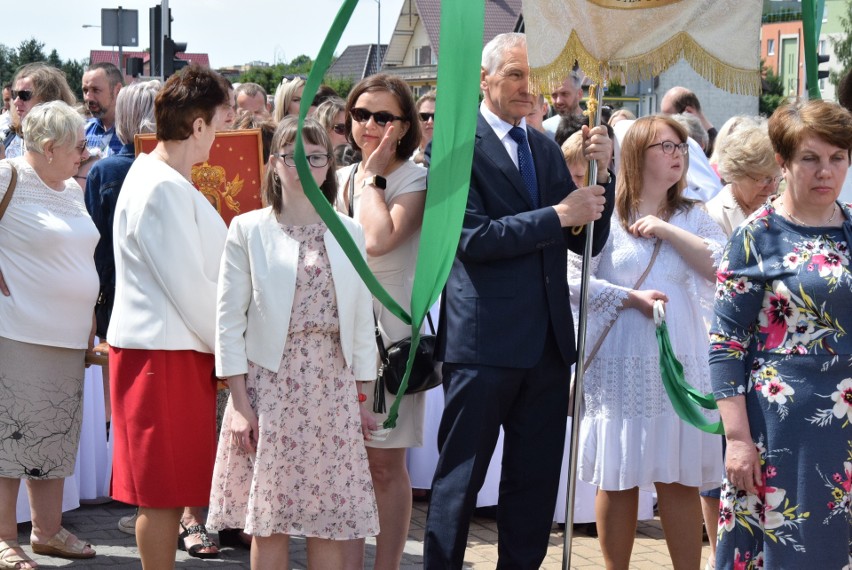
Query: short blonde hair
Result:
<box><xmin>709</xmin><ymin>115</ymin><xmax>763</xmax><ymax>169</ymax></box>
<box><xmin>716</xmin><ymin>123</ymin><xmax>777</xmax><ymax>182</ymax></box>
<box><xmin>561</xmin><ymin>131</ymin><xmax>584</xmax><ymax>165</ymax></box>
<box><xmin>23</xmin><ymin>100</ymin><xmax>85</xmax><ymax>154</ymax></box>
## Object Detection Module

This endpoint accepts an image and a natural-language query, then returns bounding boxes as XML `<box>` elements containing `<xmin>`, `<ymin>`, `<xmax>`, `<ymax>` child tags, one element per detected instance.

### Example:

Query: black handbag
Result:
<box><xmin>373</xmin><ymin>313</ymin><xmax>442</xmax><ymax>413</ymax></box>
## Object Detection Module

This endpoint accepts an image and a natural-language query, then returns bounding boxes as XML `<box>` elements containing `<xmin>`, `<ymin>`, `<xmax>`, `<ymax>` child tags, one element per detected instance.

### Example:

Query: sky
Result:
<box><xmin>5</xmin><ymin>0</ymin><xmax>405</xmax><ymax>68</ymax></box>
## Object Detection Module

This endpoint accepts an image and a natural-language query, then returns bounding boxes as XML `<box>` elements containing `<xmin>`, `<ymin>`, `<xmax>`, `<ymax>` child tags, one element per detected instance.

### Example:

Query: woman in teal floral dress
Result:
<box><xmin>710</xmin><ymin>99</ymin><xmax>852</xmax><ymax>569</ymax></box>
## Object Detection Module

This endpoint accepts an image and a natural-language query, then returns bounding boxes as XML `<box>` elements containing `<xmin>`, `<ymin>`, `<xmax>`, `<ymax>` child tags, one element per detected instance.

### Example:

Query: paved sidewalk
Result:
<box><xmin>14</xmin><ymin>500</ymin><xmax>712</xmax><ymax>568</ymax></box>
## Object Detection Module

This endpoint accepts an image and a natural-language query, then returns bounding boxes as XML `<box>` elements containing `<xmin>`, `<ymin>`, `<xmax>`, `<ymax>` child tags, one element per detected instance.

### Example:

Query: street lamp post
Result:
<box><xmin>374</xmin><ymin>0</ymin><xmax>381</xmax><ymax>73</ymax></box>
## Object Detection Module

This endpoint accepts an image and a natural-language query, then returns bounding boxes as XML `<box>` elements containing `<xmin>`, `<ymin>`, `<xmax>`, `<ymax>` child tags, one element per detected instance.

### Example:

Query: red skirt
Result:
<box><xmin>109</xmin><ymin>347</ymin><xmax>217</xmax><ymax>508</ymax></box>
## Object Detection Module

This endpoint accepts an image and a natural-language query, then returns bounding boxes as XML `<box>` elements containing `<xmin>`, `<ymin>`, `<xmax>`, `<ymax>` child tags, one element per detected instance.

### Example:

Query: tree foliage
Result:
<box><xmin>0</xmin><ymin>38</ymin><xmax>88</xmax><ymax>99</ymax></box>
<box><xmin>831</xmin><ymin>0</ymin><xmax>852</xmax><ymax>87</ymax></box>
<box><xmin>237</xmin><ymin>54</ymin><xmax>354</xmax><ymax>100</ymax></box>
<box><xmin>760</xmin><ymin>60</ymin><xmax>786</xmax><ymax>117</ymax></box>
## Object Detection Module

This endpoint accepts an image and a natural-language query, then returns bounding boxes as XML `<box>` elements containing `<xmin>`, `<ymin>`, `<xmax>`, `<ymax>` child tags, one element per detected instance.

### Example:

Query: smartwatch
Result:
<box><xmin>362</xmin><ymin>174</ymin><xmax>387</xmax><ymax>190</ymax></box>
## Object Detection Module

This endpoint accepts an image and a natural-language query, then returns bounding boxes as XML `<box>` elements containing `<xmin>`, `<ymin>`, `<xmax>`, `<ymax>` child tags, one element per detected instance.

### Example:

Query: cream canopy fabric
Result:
<box><xmin>524</xmin><ymin>0</ymin><xmax>762</xmax><ymax>95</ymax></box>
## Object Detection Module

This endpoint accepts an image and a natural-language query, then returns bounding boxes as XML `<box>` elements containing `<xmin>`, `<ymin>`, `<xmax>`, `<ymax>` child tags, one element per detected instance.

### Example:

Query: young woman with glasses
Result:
<box><xmin>207</xmin><ymin>117</ymin><xmax>379</xmax><ymax>569</ymax></box>
<box><xmin>568</xmin><ymin>115</ymin><xmax>725</xmax><ymax>570</ymax></box>
<box><xmin>337</xmin><ymin>73</ymin><xmax>426</xmax><ymax>570</ymax></box>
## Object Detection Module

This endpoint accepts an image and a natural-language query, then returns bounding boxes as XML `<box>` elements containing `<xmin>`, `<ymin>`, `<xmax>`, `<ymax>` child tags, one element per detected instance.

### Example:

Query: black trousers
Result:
<box><xmin>424</xmin><ymin>329</ymin><xmax>571</xmax><ymax>569</ymax></box>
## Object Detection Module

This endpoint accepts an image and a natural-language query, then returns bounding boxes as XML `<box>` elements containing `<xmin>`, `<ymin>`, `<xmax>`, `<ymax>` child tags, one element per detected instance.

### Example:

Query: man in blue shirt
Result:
<box><xmin>83</xmin><ymin>62</ymin><xmax>124</xmax><ymax>156</ymax></box>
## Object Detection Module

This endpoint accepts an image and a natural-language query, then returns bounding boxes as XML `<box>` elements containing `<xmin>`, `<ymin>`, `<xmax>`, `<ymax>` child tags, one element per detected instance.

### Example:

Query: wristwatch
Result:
<box><xmin>362</xmin><ymin>174</ymin><xmax>387</xmax><ymax>190</ymax></box>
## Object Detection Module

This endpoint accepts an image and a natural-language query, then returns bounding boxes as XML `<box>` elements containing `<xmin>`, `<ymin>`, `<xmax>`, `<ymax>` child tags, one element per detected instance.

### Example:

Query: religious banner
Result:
<box><xmin>134</xmin><ymin>129</ymin><xmax>265</xmax><ymax>227</ymax></box>
<box><xmin>524</xmin><ymin>0</ymin><xmax>762</xmax><ymax>95</ymax></box>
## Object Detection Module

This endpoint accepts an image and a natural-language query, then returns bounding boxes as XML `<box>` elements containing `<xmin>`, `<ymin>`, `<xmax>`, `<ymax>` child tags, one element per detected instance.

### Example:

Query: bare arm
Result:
<box><xmin>717</xmin><ymin>395</ymin><xmax>761</xmax><ymax>494</ymax></box>
<box><xmin>357</xmin><ymin>126</ymin><xmax>426</xmax><ymax>257</ymax></box>
<box><xmin>226</xmin><ymin>374</ymin><xmax>259</xmax><ymax>454</ymax></box>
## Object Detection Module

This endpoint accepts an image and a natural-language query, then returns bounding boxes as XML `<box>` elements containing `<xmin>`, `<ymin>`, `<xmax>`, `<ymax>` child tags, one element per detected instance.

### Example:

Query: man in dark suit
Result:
<box><xmin>424</xmin><ymin>32</ymin><xmax>615</xmax><ymax>569</ymax></box>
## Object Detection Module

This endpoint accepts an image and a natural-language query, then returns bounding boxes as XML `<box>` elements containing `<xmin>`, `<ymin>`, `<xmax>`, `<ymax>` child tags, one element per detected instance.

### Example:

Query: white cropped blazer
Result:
<box><xmin>215</xmin><ymin>206</ymin><xmax>378</xmax><ymax>381</ymax></box>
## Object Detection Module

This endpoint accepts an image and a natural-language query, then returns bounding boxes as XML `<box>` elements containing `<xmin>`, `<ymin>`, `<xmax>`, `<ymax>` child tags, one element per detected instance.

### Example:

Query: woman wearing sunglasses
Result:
<box><xmin>4</xmin><ymin>64</ymin><xmax>77</xmax><ymax>159</ymax></box>
<box><xmin>569</xmin><ymin>115</ymin><xmax>725</xmax><ymax>569</ymax></box>
<box><xmin>337</xmin><ymin>73</ymin><xmax>425</xmax><ymax>570</ymax></box>
<box><xmin>413</xmin><ymin>90</ymin><xmax>436</xmax><ymax>165</ymax></box>
<box><xmin>313</xmin><ymin>97</ymin><xmax>349</xmax><ymax>156</ymax></box>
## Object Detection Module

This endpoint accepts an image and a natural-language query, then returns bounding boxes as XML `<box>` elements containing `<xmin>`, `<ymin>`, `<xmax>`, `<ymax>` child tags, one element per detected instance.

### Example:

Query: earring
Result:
<box><xmin>48</xmin><ymin>156</ymin><xmax>53</xmax><ymax>165</ymax></box>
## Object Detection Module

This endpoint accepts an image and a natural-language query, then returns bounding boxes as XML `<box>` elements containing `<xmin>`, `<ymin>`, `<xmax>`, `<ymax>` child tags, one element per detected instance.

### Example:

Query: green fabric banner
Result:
<box><xmin>293</xmin><ymin>0</ymin><xmax>486</xmax><ymax>428</ymax></box>
<box><xmin>656</xmin><ymin>320</ymin><xmax>724</xmax><ymax>435</ymax></box>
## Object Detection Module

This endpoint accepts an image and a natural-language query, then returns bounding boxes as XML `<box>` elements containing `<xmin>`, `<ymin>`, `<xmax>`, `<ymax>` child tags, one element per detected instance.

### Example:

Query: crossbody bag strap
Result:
<box><xmin>0</xmin><ymin>164</ymin><xmax>18</xmax><ymax>224</ymax></box>
<box><xmin>373</xmin><ymin>310</ymin><xmax>389</xmax><ymax>360</ymax></box>
<box><xmin>582</xmin><ymin>238</ymin><xmax>662</xmax><ymax>369</ymax></box>
<box><xmin>347</xmin><ymin>161</ymin><xmax>360</xmax><ymax>218</ymax></box>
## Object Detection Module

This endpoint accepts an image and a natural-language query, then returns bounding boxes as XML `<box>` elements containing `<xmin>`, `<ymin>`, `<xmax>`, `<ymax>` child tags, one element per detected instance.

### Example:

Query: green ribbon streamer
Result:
<box><xmin>293</xmin><ymin>0</ymin><xmax>485</xmax><ymax>428</ymax></box>
<box><xmin>656</xmin><ymin>320</ymin><xmax>724</xmax><ymax>435</ymax></box>
<box><xmin>383</xmin><ymin>0</ymin><xmax>485</xmax><ymax>427</ymax></box>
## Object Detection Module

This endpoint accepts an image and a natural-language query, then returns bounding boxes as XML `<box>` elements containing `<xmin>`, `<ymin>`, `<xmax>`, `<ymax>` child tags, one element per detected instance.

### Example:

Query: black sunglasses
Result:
<box><xmin>350</xmin><ymin>107</ymin><xmax>405</xmax><ymax>127</ymax></box>
<box><xmin>12</xmin><ymin>89</ymin><xmax>33</xmax><ymax>102</ymax></box>
<box><xmin>418</xmin><ymin>112</ymin><xmax>435</xmax><ymax>122</ymax></box>
<box><xmin>331</xmin><ymin>123</ymin><xmax>346</xmax><ymax>135</ymax></box>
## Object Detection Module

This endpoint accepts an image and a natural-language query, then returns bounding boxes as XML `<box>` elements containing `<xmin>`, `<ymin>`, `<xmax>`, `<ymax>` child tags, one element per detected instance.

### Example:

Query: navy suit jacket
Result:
<box><xmin>436</xmin><ymin>113</ymin><xmax>615</xmax><ymax>369</ymax></box>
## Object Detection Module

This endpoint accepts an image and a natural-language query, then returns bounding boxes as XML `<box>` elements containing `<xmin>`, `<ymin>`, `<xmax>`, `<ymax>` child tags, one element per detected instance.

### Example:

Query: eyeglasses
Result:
<box><xmin>647</xmin><ymin>141</ymin><xmax>689</xmax><ymax>156</ymax></box>
<box><xmin>12</xmin><ymin>90</ymin><xmax>33</xmax><ymax>102</ymax></box>
<box><xmin>418</xmin><ymin>112</ymin><xmax>435</xmax><ymax>122</ymax></box>
<box><xmin>331</xmin><ymin>123</ymin><xmax>346</xmax><ymax>135</ymax></box>
<box><xmin>272</xmin><ymin>152</ymin><xmax>331</xmax><ymax>168</ymax></box>
<box><xmin>747</xmin><ymin>174</ymin><xmax>782</xmax><ymax>187</ymax></box>
<box><xmin>350</xmin><ymin>107</ymin><xmax>405</xmax><ymax>127</ymax></box>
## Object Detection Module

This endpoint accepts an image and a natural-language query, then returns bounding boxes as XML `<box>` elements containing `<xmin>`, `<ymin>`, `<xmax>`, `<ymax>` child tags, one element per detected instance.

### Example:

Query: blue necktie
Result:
<box><xmin>508</xmin><ymin>126</ymin><xmax>539</xmax><ymax>207</ymax></box>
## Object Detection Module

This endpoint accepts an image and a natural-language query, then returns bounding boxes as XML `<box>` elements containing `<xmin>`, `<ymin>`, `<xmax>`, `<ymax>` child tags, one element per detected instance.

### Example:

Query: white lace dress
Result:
<box><xmin>569</xmin><ymin>206</ymin><xmax>725</xmax><ymax>491</ymax></box>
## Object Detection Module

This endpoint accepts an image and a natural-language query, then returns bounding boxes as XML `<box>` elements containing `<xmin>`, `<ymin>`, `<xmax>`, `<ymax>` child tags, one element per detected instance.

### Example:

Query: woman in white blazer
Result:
<box><xmin>207</xmin><ymin>117</ymin><xmax>379</xmax><ymax>570</ymax></box>
<box><xmin>107</xmin><ymin>66</ymin><xmax>232</xmax><ymax>568</ymax></box>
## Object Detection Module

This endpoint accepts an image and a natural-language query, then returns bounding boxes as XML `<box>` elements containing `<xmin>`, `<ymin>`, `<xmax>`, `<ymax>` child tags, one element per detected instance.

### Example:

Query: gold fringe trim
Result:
<box><xmin>530</xmin><ymin>30</ymin><xmax>761</xmax><ymax>97</ymax></box>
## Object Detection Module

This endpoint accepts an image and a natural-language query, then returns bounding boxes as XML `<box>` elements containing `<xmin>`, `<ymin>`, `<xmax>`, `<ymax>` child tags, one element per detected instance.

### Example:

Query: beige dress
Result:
<box><xmin>337</xmin><ymin>161</ymin><xmax>428</xmax><ymax>448</ymax></box>
<box><xmin>207</xmin><ymin>222</ymin><xmax>378</xmax><ymax>539</ymax></box>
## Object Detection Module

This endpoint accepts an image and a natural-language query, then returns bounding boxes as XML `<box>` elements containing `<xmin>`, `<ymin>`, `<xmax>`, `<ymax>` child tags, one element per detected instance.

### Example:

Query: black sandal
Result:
<box><xmin>178</xmin><ymin>522</ymin><xmax>219</xmax><ymax>559</ymax></box>
<box><xmin>218</xmin><ymin>528</ymin><xmax>252</xmax><ymax>549</ymax></box>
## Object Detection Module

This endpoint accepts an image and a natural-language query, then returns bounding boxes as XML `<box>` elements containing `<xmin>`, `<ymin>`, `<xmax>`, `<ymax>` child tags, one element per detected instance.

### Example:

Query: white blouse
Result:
<box><xmin>0</xmin><ymin>157</ymin><xmax>99</xmax><ymax>349</ymax></box>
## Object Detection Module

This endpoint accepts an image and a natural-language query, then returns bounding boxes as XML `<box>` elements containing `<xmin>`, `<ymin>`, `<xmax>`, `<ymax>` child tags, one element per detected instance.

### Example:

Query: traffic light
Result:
<box><xmin>817</xmin><ymin>53</ymin><xmax>830</xmax><ymax>80</ymax></box>
<box><xmin>149</xmin><ymin>5</ymin><xmax>162</xmax><ymax>77</ymax></box>
<box><xmin>163</xmin><ymin>36</ymin><xmax>188</xmax><ymax>78</ymax></box>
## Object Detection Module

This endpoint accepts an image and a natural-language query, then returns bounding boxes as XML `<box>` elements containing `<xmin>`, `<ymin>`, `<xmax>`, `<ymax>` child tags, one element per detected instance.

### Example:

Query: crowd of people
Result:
<box><xmin>0</xmin><ymin>28</ymin><xmax>850</xmax><ymax>570</ymax></box>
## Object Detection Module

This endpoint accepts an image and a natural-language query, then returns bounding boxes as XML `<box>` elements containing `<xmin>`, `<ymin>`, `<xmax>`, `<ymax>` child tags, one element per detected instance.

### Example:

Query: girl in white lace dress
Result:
<box><xmin>569</xmin><ymin>116</ymin><xmax>724</xmax><ymax>569</ymax></box>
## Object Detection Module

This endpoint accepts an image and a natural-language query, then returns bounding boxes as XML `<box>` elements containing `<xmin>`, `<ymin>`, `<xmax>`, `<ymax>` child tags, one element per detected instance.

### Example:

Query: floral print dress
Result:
<box><xmin>207</xmin><ymin>222</ymin><xmax>379</xmax><ymax>539</ymax></box>
<box><xmin>710</xmin><ymin>201</ymin><xmax>852</xmax><ymax>569</ymax></box>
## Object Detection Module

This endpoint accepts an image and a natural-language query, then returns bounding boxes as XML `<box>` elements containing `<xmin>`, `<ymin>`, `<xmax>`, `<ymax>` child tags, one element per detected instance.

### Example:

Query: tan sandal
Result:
<box><xmin>29</xmin><ymin>528</ymin><xmax>94</xmax><ymax>560</ymax></box>
<box><xmin>0</xmin><ymin>539</ymin><xmax>37</xmax><ymax>569</ymax></box>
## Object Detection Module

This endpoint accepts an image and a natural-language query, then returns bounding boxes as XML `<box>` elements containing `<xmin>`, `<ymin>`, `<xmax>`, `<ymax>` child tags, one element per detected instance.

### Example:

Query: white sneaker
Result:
<box><xmin>117</xmin><ymin>510</ymin><xmax>137</xmax><ymax>535</ymax></box>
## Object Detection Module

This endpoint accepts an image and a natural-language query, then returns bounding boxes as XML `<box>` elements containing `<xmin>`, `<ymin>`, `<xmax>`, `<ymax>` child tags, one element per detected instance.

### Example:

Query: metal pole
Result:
<box><xmin>376</xmin><ymin>0</ymin><xmax>381</xmax><ymax>73</ymax></box>
<box><xmin>160</xmin><ymin>0</ymin><xmax>169</xmax><ymax>80</ymax></box>
<box><xmin>562</xmin><ymin>79</ymin><xmax>605</xmax><ymax>570</ymax></box>
<box><xmin>117</xmin><ymin>7</ymin><xmax>123</xmax><ymax>74</ymax></box>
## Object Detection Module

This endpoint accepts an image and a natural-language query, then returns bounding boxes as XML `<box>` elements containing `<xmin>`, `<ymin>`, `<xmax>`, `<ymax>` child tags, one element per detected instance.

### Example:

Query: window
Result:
<box><xmin>819</xmin><ymin>39</ymin><xmax>827</xmax><ymax>55</ymax></box>
<box><xmin>415</xmin><ymin>46</ymin><xmax>432</xmax><ymax>66</ymax></box>
<box><xmin>767</xmin><ymin>38</ymin><xmax>775</xmax><ymax>56</ymax></box>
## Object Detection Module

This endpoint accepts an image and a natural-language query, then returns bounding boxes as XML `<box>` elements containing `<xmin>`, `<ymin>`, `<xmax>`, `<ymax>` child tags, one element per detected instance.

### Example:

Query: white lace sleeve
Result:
<box><xmin>689</xmin><ymin>206</ymin><xmax>728</xmax><ymax>326</ymax></box>
<box><xmin>567</xmin><ymin>247</ymin><xmax>631</xmax><ymax>351</ymax></box>
<box><xmin>693</xmin><ymin>205</ymin><xmax>727</xmax><ymax>268</ymax></box>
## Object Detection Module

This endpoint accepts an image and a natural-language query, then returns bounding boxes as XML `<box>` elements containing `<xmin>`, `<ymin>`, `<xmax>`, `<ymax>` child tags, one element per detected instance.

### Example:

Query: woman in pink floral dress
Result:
<box><xmin>710</xmin><ymin>99</ymin><xmax>852</xmax><ymax>569</ymax></box>
<box><xmin>207</xmin><ymin>117</ymin><xmax>379</xmax><ymax>569</ymax></box>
